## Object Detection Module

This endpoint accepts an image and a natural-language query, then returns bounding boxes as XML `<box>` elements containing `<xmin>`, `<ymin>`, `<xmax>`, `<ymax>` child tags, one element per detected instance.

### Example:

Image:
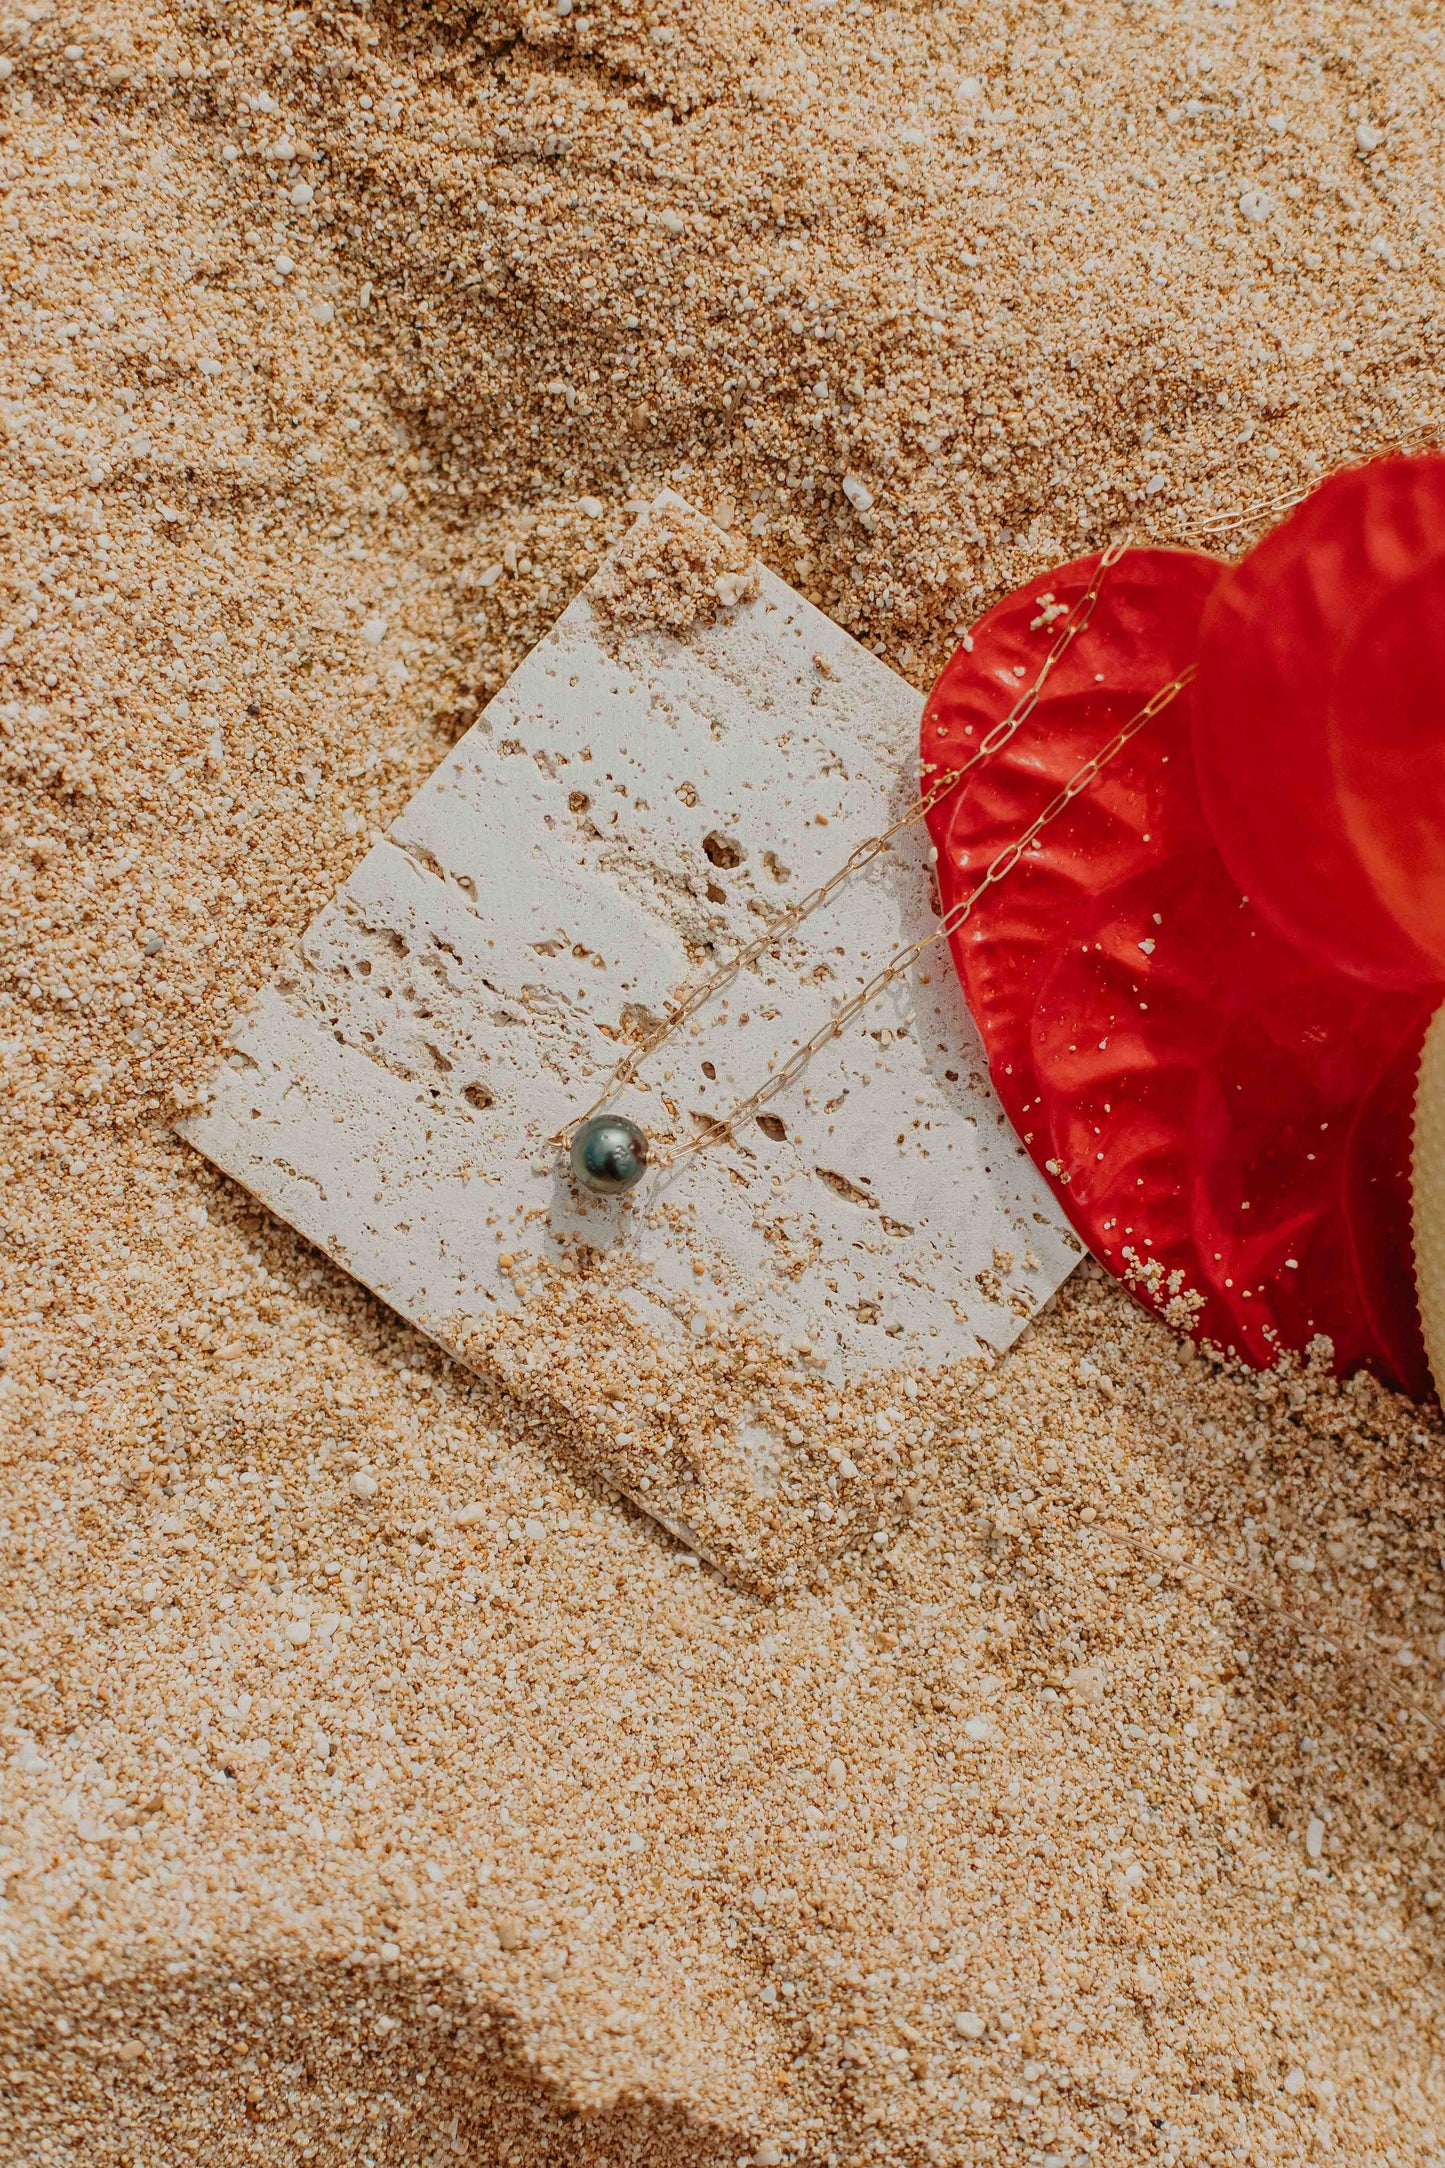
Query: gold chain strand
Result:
<box><xmin>656</xmin><ymin>664</ymin><xmax>1195</xmax><ymax>1167</ymax></box>
<box><xmin>562</xmin><ymin>539</ymin><xmax>1131</xmax><ymax>1143</ymax></box>
<box><xmin>1177</xmin><ymin>432</ymin><xmax>1441</xmax><ymax>550</ymax></box>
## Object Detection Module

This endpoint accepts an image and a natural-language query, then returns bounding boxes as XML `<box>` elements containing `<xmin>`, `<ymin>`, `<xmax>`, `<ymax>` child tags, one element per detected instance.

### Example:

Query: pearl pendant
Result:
<box><xmin>570</xmin><ymin>1113</ymin><xmax>649</xmax><ymax>1195</ymax></box>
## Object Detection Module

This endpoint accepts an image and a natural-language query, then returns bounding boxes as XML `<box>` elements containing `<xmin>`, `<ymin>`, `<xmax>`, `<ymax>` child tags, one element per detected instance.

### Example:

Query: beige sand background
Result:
<box><xmin>5</xmin><ymin>0</ymin><xmax>1445</xmax><ymax>2162</ymax></box>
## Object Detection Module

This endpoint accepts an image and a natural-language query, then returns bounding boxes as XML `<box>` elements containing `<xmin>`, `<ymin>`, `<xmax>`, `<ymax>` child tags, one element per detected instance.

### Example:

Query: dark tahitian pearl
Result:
<box><xmin>570</xmin><ymin>1114</ymin><xmax>649</xmax><ymax>1195</ymax></box>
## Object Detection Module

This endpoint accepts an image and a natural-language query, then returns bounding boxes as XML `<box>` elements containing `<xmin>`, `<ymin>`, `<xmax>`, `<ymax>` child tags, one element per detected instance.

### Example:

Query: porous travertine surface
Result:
<box><xmin>7</xmin><ymin>0</ymin><xmax>1445</xmax><ymax>2162</ymax></box>
<box><xmin>177</xmin><ymin>494</ymin><xmax>1080</xmax><ymax>1594</ymax></box>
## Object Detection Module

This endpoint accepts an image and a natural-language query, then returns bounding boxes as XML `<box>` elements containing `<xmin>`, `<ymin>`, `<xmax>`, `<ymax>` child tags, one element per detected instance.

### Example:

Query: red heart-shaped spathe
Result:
<box><xmin>924</xmin><ymin>546</ymin><xmax>1433</xmax><ymax>1393</ymax></box>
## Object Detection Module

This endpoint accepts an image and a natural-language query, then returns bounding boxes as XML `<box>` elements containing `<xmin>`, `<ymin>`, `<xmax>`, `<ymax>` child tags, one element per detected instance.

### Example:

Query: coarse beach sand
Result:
<box><xmin>6</xmin><ymin>1</ymin><xmax>1445</xmax><ymax>2163</ymax></box>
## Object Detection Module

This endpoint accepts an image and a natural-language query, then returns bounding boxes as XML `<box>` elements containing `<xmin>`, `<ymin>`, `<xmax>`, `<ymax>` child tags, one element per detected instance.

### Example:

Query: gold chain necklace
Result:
<box><xmin>563</xmin><ymin>541</ymin><xmax>1195</xmax><ymax>1194</ymax></box>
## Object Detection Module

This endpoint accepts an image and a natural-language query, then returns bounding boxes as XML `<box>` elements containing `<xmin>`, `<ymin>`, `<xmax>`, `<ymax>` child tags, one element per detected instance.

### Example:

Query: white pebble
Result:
<box><xmin>196</xmin><ymin>357</ymin><xmax>222</xmax><ymax>378</ymax></box>
<box><xmin>360</xmin><ymin>618</ymin><xmax>387</xmax><ymax>646</ymax></box>
<box><xmin>1237</xmin><ymin>188</ymin><xmax>1271</xmax><ymax>224</ymax></box>
<box><xmin>954</xmin><ymin>2009</ymin><xmax>986</xmax><ymax>2039</ymax></box>
<box><xmin>0</xmin><ymin>59</ymin><xmax>13</xmax><ymax>80</ymax></box>
<box><xmin>1356</xmin><ymin>121</ymin><xmax>1384</xmax><ymax>154</ymax></box>
<box><xmin>842</xmin><ymin>473</ymin><xmax>874</xmax><ymax>513</ymax></box>
<box><xmin>266</xmin><ymin>135</ymin><xmax>296</xmax><ymax>161</ymax></box>
<box><xmin>1305</xmin><ymin>1816</ymin><xmax>1325</xmax><ymax>1860</ymax></box>
<box><xmin>578</xmin><ymin>494</ymin><xmax>604</xmax><ymax>517</ymax></box>
<box><xmin>309</xmin><ymin>299</ymin><xmax>334</xmax><ymax>325</ymax></box>
<box><xmin>292</xmin><ymin>180</ymin><xmax>316</xmax><ymax>208</ymax></box>
<box><xmin>659</xmin><ymin>208</ymin><xmax>685</xmax><ymax>237</ymax></box>
<box><xmin>715</xmin><ymin>571</ymin><xmax>751</xmax><ymax>607</ymax></box>
<box><xmin>755</xmin><ymin>2147</ymin><xmax>783</xmax><ymax>2167</ymax></box>
<box><xmin>348</xmin><ymin>1470</ymin><xmax>379</xmax><ymax>1500</ymax></box>
<box><xmin>274</xmin><ymin>253</ymin><xmax>296</xmax><ymax>276</ymax></box>
<box><xmin>963</xmin><ymin>1715</ymin><xmax>991</xmax><ymax>1742</ymax></box>
<box><xmin>1282</xmin><ymin>2066</ymin><xmax>1306</xmax><ymax>2095</ymax></box>
<box><xmin>827</xmin><ymin>1756</ymin><xmax>846</xmax><ymax>1786</ymax></box>
<box><xmin>221</xmin><ymin>144</ymin><xmax>240</xmax><ymax>163</ymax></box>
<box><xmin>285</xmin><ymin>1617</ymin><xmax>311</xmax><ymax>1646</ymax></box>
<box><xmin>455</xmin><ymin>1503</ymin><xmax>486</xmax><ymax>1527</ymax></box>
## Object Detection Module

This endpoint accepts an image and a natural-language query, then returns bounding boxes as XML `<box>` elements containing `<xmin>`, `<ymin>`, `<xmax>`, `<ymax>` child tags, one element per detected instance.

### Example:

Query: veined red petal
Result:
<box><xmin>1193</xmin><ymin>454</ymin><xmax>1445</xmax><ymax>989</ymax></box>
<box><xmin>924</xmin><ymin>543</ymin><xmax>1432</xmax><ymax>1394</ymax></box>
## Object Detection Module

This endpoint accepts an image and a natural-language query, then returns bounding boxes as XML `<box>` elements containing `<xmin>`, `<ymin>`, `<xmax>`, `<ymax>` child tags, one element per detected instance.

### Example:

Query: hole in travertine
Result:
<box><xmin>463</xmin><ymin>1083</ymin><xmax>495</xmax><ymax>1111</ymax></box>
<box><xmin>621</xmin><ymin>1002</ymin><xmax>665</xmax><ymax>1042</ymax></box>
<box><xmin>815</xmin><ymin>1166</ymin><xmax>877</xmax><ymax>1209</ymax></box>
<box><xmin>422</xmin><ymin>1041</ymin><xmax>453</xmax><ymax>1073</ymax></box>
<box><xmin>705</xmin><ymin>881</ymin><xmax>727</xmax><ymax>905</ymax></box>
<box><xmin>702</xmin><ymin>830</ymin><xmax>744</xmax><ymax>869</ymax></box>
<box><xmin>762</xmin><ymin>849</ymin><xmax>791</xmax><ymax>883</ymax></box>
<box><xmin>701</xmin><ymin>1060</ymin><xmax>717</xmax><ymax>1081</ymax></box>
<box><xmin>403</xmin><ymin>840</ymin><xmax>446</xmax><ymax>882</ymax></box>
<box><xmin>568</xmin><ymin>790</ymin><xmax>591</xmax><ymax>813</ymax></box>
<box><xmin>756</xmin><ymin>1114</ymin><xmax>787</xmax><ymax>1142</ymax></box>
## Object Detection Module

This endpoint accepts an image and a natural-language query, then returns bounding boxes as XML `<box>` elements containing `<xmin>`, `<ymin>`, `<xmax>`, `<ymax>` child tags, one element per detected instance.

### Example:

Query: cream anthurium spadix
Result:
<box><xmin>1413</xmin><ymin>1002</ymin><xmax>1445</xmax><ymax>1402</ymax></box>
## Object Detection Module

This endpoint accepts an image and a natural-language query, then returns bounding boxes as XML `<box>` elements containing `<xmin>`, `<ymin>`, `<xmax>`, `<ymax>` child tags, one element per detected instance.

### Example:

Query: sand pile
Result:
<box><xmin>5</xmin><ymin>0</ymin><xmax>1445</xmax><ymax>2161</ymax></box>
